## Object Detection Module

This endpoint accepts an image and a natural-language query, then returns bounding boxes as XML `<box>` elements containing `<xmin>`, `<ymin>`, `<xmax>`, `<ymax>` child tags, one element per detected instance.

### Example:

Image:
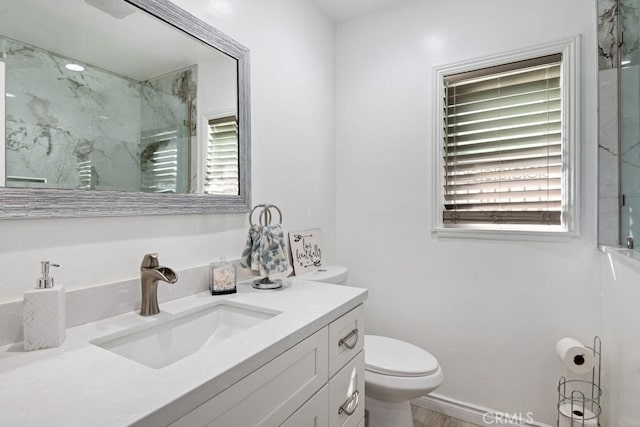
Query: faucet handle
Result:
<box><xmin>141</xmin><ymin>253</ymin><xmax>159</xmax><ymax>268</ymax></box>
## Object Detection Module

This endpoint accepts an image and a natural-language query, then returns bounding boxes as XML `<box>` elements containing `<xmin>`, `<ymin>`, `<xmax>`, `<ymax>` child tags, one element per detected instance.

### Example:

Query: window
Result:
<box><xmin>140</xmin><ymin>130</ymin><xmax>179</xmax><ymax>194</ymax></box>
<box><xmin>434</xmin><ymin>39</ymin><xmax>578</xmax><ymax>236</ymax></box>
<box><xmin>205</xmin><ymin>115</ymin><xmax>239</xmax><ymax>195</ymax></box>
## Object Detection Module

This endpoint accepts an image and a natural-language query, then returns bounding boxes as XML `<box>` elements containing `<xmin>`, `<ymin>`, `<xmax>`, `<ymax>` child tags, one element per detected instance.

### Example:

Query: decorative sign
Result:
<box><xmin>289</xmin><ymin>228</ymin><xmax>324</xmax><ymax>275</ymax></box>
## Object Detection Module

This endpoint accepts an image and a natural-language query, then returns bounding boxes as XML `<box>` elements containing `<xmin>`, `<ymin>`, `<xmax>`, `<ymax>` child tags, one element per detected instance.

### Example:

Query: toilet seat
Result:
<box><xmin>365</xmin><ymin>335</ymin><xmax>439</xmax><ymax>377</ymax></box>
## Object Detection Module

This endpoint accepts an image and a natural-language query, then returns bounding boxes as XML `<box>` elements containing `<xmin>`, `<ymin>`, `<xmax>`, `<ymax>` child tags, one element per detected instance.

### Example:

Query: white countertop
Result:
<box><xmin>0</xmin><ymin>280</ymin><xmax>367</xmax><ymax>427</ymax></box>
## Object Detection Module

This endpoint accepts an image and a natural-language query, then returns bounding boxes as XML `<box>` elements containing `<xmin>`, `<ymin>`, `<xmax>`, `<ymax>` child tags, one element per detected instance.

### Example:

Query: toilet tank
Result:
<box><xmin>296</xmin><ymin>265</ymin><xmax>348</xmax><ymax>284</ymax></box>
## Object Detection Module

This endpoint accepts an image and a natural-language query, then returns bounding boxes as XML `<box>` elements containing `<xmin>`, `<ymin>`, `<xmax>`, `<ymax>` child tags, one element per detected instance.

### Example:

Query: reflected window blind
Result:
<box><xmin>141</xmin><ymin>131</ymin><xmax>178</xmax><ymax>193</ymax></box>
<box><xmin>442</xmin><ymin>54</ymin><xmax>563</xmax><ymax>225</ymax></box>
<box><xmin>205</xmin><ymin>115</ymin><xmax>239</xmax><ymax>195</ymax></box>
<box><xmin>78</xmin><ymin>160</ymin><xmax>92</xmax><ymax>190</ymax></box>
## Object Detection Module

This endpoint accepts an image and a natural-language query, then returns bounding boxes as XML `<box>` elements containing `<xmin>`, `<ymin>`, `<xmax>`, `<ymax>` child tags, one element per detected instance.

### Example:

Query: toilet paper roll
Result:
<box><xmin>558</xmin><ymin>403</ymin><xmax>598</xmax><ymax>427</ymax></box>
<box><xmin>556</xmin><ymin>338</ymin><xmax>596</xmax><ymax>374</ymax></box>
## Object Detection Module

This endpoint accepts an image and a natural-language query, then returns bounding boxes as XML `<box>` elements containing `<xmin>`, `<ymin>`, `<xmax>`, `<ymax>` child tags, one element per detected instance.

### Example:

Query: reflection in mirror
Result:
<box><xmin>0</xmin><ymin>0</ymin><xmax>250</xmax><ymax>218</ymax></box>
<box><xmin>2</xmin><ymin>0</ymin><xmax>237</xmax><ymax>194</ymax></box>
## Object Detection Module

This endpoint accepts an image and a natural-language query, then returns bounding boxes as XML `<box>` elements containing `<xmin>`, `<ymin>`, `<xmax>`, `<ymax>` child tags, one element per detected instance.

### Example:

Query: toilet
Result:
<box><xmin>297</xmin><ymin>266</ymin><xmax>444</xmax><ymax>427</ymax></box>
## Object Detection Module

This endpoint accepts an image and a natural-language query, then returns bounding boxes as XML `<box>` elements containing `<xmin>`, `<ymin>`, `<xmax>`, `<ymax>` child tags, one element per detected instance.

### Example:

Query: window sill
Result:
<box><xmin>432</xmin><ymin>226</ymin><xmax>578</xmax><ymax>242</ymax></box>
<box><xmin>602</xmin><ymin>246</ymin><xmax>640</xmax><ymax>272</ymax></box>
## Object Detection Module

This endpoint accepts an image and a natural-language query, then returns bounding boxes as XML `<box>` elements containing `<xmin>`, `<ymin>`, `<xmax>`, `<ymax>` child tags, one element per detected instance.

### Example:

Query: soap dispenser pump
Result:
<box><xmin>37</xmin><ymin>261</ymin><xmax>59</xmax><ymax>289</ymax></box>
<box><xmin>23</xmin><ymin>261</ymin><xmax>66</xmax><ymax>351</ymax></box>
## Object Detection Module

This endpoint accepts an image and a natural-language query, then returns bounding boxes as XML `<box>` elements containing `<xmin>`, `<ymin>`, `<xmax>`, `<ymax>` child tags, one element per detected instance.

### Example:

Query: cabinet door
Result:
<box><xmin>170</xmin><ymin>327</ymin><xmax>328</xmax><ymax>427</ymax></box>
<box><xmin>329</xmin><ymin>304</ymin><xmax>365</xmax><ymax>377</ymax></box>
<box><xmin>280</xmin><ymin>385</ymin><xmax>328</xmax><ymax>427</ymax></box>
<box><xmin>329</xmin><ymin>351</ymin><xmax>365</xmax><ymax>427</ymax></box>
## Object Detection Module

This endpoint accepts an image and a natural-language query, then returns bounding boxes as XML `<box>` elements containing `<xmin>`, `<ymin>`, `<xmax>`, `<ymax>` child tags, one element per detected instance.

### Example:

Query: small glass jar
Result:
<box><xmin>209</xmin><ymin>258</ymin><xmax>237</xmax><ymax>295</ymax></box>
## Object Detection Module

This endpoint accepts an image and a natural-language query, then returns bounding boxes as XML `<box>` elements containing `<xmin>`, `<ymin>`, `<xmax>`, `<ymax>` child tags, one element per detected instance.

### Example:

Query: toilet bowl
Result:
<box><xmin>364</xmin><ymin>335</ymin><xmax>444</xmax><ymax>427</ymax></box>
<box><xmin>297</xmin><ymin>265</ymin><xmax>444</xmax><ymax>427</ymax></box>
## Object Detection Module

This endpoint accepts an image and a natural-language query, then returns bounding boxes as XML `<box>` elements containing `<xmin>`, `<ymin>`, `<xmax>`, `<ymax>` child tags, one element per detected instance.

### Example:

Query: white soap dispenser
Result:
<box><xmin>23</xmin><ymin>261</ymin><xmax>66</xmax><ymax>351</ymax></box>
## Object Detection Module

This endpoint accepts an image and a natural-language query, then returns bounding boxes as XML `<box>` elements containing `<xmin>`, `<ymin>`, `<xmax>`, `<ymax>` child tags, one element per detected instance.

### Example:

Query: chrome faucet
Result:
<box><xmin>140</xmin><ymin>253</ymin><xmax>178</xmax><ymax>316</ymax></box>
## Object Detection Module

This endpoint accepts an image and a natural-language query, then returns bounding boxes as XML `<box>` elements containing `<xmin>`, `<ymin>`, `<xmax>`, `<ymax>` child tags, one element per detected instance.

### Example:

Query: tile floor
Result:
<box><xmin>412</xmin><ymin>405</ymin><xmax>481</xmax><ymax>427</ymax></box>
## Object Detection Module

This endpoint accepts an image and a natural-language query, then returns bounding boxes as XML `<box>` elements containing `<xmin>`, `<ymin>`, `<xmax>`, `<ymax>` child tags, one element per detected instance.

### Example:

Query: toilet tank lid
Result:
<box><xmin>364</xmin><ymin>335</ymin><xmax>440</xmax><ymax>377</ymax></box>
<box><xmin>296</xmin><ymin>265</ymin><xmax>348</xmax><ymax>284</ymax></box>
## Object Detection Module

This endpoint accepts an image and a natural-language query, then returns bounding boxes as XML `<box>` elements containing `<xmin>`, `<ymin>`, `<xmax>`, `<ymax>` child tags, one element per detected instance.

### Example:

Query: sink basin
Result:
<box><xmin>92</xmin><ymin>301</ymin><xmax>279</xmax><ymax>369</ymax></box>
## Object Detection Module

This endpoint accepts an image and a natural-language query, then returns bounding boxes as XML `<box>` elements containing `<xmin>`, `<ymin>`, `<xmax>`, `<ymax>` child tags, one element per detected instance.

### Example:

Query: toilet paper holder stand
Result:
<box><xmin>556</xmin><ymin>336</ymin><xmax>602</xmax><ymax>427</ymax></box>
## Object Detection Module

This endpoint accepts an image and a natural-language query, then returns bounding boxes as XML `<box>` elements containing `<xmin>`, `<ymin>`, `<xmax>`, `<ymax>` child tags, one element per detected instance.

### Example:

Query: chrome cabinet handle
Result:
<box><xmin>338</xmin><ymin>390</ymin><xmax>359</xmax><ymax>416</ymax></box>
<box><xmin>338</xmin><ymin>328</ymin><xmax>359</xmax><ymax>349</ymax></box>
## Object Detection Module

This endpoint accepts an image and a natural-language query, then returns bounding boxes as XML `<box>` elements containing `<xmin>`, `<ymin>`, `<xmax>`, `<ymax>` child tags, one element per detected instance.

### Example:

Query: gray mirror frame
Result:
<box><xmin>0</xmin><ymin>0</ymin><xmax>251</xmax><ymax>219</ymax></box>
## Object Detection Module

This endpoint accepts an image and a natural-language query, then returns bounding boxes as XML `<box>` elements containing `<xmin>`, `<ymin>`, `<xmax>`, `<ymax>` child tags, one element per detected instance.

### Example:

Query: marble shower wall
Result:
<box><xmin>144</xmin><ymin>67</ymin><xmax>197</xmax><ymax>138</ymax></box>
<box><xmin>598</xmin><ymin>0</ymin><xmax>621</xmax><ymax>245</ymax></box>
<box><xmin>614</xmin><ymin>0</ymin><xmax>640</xmax><ymax>244</ymax></box>
<box><xmin>598</xmin><ymin>0</ymin><xmax>640</xmax><ymax>245</ymax></box>
<box><xmin>620</xmin><ymin>0</ymin><xmax>640</xmax><ymax>66</ymax></box>
<box><xmin>140</xmin><ymin>68</ymin><xmax>197</xmax><ymax>193</ymax></box>
<box><xmin>3</xmin><ymin>38</ymin><xmax>142</xmax><ymax>191</ymax></box>
<box><xmin>599</xmin><ymin>67</ymin><xmax>620</xmax><ymax>245</ymax></box>
<box><xmin>3</xmin><ymin>38</ymin><xmax>197</xmax><ymax>193</ymax></box>
<box><xmin>600</xmin><ymin>0</ymin><xmax>620</xmax><ymax>69</ymax></box>
<box><xmin>620</xmin><ymin>65</ymin><xmax>640</xmax><ymax>242</ymax></box>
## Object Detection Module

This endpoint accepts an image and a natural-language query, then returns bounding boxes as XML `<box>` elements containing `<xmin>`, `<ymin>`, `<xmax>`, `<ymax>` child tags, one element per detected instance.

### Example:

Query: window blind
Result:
<box><xmin>205</xmin><ymin>115</ymin><xmax>239</xmax><ymax>195</ymax></box>
<box><xmin>140</xmin><ymin>131</ymin><xmax>178</xmax><ymax>193</ymax></box>
<box><xmin>78</xmin><ymin>160</ymin><xmax>92</xmax><ymax>190</ymax></box>
<box><xmin>442</xmin><ymin>54</ymin><xmax>563</xmax><ymax>226</ymax></box>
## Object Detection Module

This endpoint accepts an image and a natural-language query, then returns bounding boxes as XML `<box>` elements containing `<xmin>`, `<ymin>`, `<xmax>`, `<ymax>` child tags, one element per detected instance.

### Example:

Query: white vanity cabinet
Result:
<box><xmin>169</xmin><ymin>304</ymin><xmax>365</xmax><ymax>427</ymax></box>
<box><xmin>327</xmin><ymin>304</ymin><xmax>365</xmax><ymax>427</ymax></box>
<box><xmin>0</xmin><ymin>280</ymin><xmax>368</xmax><ymax>426</ymax></box>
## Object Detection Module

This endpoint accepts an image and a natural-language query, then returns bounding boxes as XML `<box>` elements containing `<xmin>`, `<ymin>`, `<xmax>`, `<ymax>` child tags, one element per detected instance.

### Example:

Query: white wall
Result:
<box><xmin>601</xmin><ymin>250</ymin><xmax>640</xmax><ymax>426</ymax></box>
<box><xmin>0</xmin><ymin>0</ymin><xmax>613</xmax><ymax>422</ymax></box>
<box><xmin>335</xmin><ymin>0</ymin><xmax>600</xmax><ymax>423</ymax></box>
<box><xmin>199</xmin><ymin>55</ymin><xmax>237</xmax><ymax>117</ymax></box>
<box><xmin>0</xmin><ymin>0</ymin><xmax>336</xmax><ymax>301</ymax></box>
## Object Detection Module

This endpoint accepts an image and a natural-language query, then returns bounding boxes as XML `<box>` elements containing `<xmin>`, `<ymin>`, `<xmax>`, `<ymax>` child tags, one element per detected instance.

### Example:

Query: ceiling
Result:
<box><xmin>0</xmin><ymin>0</ymin><xmax>232</xmax><ymax>81</ymax></box>
<box><xmin>312</xmin><ymin>0</ymin><xmax>413</xmax><ymax>22</ymax></box>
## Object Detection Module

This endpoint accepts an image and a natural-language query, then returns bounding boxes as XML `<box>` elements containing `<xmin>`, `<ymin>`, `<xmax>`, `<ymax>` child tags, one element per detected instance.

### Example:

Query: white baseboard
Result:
<box><xmin>412</xmin><ymin>394</ymin><xmax>552</xmax><ymax>427</ymax></box>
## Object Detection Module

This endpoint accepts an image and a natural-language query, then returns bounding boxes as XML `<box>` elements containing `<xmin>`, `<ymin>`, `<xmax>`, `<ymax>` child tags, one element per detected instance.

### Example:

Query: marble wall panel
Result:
<box><xmin>2</xmin><ymin>39</ymin><xmax>197</xmax><ymax>193</ymax></box>
<box><xmin>3</xmin><ymin>38</ymin><xmax>142</xmax><ymax>191</ymax></box>
<box><xmin>598</xmin><ymin>0</ymin><xmax>621</xmax><ymax>245</ymax></box>
<box><xmin>620</xmin><ymin>0</ymin><xmax>640</xmax><ymax>66</ymax></box>
<box><xmin>599</xmin><ymin>0</ymin><xmax>619</xmax><ymax>69</ymax></box>
<box><xmin>599</xmin><ymin>68</ymin><xmax>620</xmax><ymax>245</ymax></box>
<box><xmin>140</xmin><ymin>68</ymin><xmax>197</xmax><ymax>193</ymax></box>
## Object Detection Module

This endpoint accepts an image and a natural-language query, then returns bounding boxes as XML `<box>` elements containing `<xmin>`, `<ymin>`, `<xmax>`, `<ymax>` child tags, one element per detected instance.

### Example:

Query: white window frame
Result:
<box><xmin>432</xmin><ymin>37</ymin><xmax>580</xmax><ymax>241</ymax></box>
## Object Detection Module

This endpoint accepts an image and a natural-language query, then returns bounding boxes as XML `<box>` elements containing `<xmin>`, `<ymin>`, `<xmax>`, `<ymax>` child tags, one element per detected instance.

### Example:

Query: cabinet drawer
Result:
<box><xmin>281</xmin><ymin>385</ymin><xmax>328</xmax><ymax>427</ymax></box>
<box><xmin>329</xmin><ymin>305</ymin><xmax>365</xmax><ymax>377</ymax></box>
<box><xmin>170</xmin><ymin>327</ymin><xmax>328</xmax><ymax>427</ymax></box>
<box><xmin>328</xmin><ymin>351</ymin><xmax>365</xmax><ymax>427</ymax></box>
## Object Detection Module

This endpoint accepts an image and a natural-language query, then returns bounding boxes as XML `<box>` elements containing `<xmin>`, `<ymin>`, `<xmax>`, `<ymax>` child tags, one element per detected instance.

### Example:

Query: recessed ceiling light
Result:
<box><xmin>98</xmin><ymin>115</ymin><xmax>110</xmax><ymax>120</ymax></box>
<box><xmin>622</xmin><ymin>60</ymin><xmax>631</xmax><ymax>66</ymax></box>
<box><xmin>65</xmin><ymin>63</ymin><xmax>85</xmax><ymax>72</ymax></box>
<box><xmin>5</xmin><ymin>93</ymin><xmax>15</xmax><ymax>98</ymax></box>
<box><xmin>84</xmin><ymin>0</ymin><xmax>136</xmax><ymax>19</ymax></box>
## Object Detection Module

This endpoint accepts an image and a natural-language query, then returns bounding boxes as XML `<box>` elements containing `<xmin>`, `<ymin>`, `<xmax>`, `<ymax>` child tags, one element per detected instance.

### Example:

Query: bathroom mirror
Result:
<box><xmin>0</xmin><ymin>0</ymin><xmax>251</xmax><ymax>218</ymax></box>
